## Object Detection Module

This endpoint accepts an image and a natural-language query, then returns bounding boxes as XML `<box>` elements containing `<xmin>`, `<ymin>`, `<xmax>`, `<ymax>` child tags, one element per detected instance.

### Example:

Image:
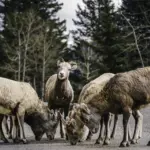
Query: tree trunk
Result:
<box><xmin>18</xmin><ymin>51</ymin><xmax>21</xmax><ymax>81</ymax></box>
<box><xmin>17</xmin><ymin>32</ymin><xmax>21</xmax><ymax>81</ymax></box>
<box><xmin>22</xmin><ymin>45</ymin><xmax>27</xmax><ymax>82</ymax></box>
<box><xmin>41</xmin><ymin>42</ymin><xmax>46</xmax><ymax>101</ymax></box>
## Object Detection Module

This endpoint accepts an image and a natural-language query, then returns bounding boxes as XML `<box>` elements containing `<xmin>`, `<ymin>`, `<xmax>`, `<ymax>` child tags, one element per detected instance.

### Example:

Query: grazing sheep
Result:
<box><xmin>62</xmin><ymin>73</ymin><xmax>115</xmax><ymax>145</ymax></box>
<box><xmin>45</xmin><ymin>59</ymin><xmax>77</xmax><ymax>138</ymax></box>
<box><xmin>0</xmin><ymin>77</ymin><xmax>59</xmax><ymax>143</ymax></box>
<box><xmin>61</xmin><ymin>107</ymin><xmax>89</xmax><ymax>145</ymax></box>
<box><xmin>78</xmin><ymin>73</ymin><xmax>115</xmax><ymax>144</ymax></box>
<box><xmin>64</xmin><ymin>72</ymin><xmax>143</xmax><ymax>146</ymax></box>
<box><xmin>75</xmin><ymin>67</ymin><xmax>148</xmax><ymax>147</ymax></box>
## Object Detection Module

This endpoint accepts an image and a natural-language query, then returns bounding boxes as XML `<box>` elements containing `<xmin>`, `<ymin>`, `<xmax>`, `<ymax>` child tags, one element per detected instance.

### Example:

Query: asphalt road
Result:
<box><xmin>0</xmin><ymin>107</ymin><xmax>150</xmax><ymax>150</ymax></box>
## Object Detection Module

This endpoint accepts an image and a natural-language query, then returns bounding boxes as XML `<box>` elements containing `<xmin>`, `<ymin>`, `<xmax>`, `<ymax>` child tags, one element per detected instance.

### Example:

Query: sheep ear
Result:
<box><xmin>80</xmin><ymin>103</ymin><xmax>90</xmax><ymax>115</ymax></box>
<box><xmin>57</xmin><ymin>60</ymin><xmax>61</xmax><ymax>66</ymax></box>
<box><xmin>57</xmin><ymin>58</ymin><xmax>64</xmax><ymax>66</ymax></box>
<box><xmin>69</xmin><ymin>61</ymin><xmax>77</xmax><ymax>70</ymax></box>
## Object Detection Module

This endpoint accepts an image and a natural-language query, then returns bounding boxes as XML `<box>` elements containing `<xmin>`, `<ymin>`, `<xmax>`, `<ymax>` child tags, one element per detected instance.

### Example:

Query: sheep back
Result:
<box><xmin>78</xmin><ymin>73</ymin><xmax>115</xmax><ymax>104</ymax></box>
<box><xmin>102</xmin><ymin>67</ymin><xmax>150</xmax><ymax>109</ymax></box>
<box><xmin>0</xmin><ymin>77</ymin><xmax>39</xmax><ymax>116</ymax></box>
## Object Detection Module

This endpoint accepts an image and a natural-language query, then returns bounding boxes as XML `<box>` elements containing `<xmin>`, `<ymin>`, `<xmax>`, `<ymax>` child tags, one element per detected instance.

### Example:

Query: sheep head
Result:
<box><xmin>26</xmin><ymin>106</ymin><xmax>59</xmax><ymax>141</ymax></box>
<box><xmin>77</xmin><ymin>103</ymin><xmax>99</xmax><ymax>134</ymax></box>
<box><xmin>60</xmin><ymin>109</ymin><xmax>84</xmax><ymax>145</ymax></box>
<box><xmin>57</xmin><ymin>59</ymin><xmax>77</xmax><ymax>80</ymax></box>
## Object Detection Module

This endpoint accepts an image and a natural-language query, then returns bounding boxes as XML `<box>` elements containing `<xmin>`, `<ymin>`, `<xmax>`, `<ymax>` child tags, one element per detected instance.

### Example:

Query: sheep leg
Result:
<box><xmin>10</xmin><ymin>116</ymin><xmax>15</xmax><ymax>140</ymax></box>
<box><xmin>64</xmin><ymin>106</ymin><xmax>70</xmax><ymax>140</ymax></box>
<box><xmin>19</xmin><ymin>115</ymin><xmax>28</xmax><ymax>144</ymax></box>
<box><xmin>103</xmin><ymin>113</ymin><xmax>111</xmax><ymax>145</ymax></box>
<box><xmin>13</xmin><ymin>115</ymin><xmax>21</xmax><ymax>143</ymax></box>
<box><xmin>13</xmin><ymin>114</ymin><xmax>27</xmax><ymax>144</ymax></box>
<box><xmin>0</xmin><ymin>114</ymin><xmax>9</xmax><ymax>143</ymax></box>
<box><xmin>128</xmin><ymin>124</ymin><xmax>131</xmax><ymax>141</ymax></box>
<box><xmin>138</xmin><ymin>111</ymin><xmax>143</xmax><ymax>139</ymax></box>
<box><xmin>60</xmin><ymin>108</ymin><xmax>64</xmax><ymax>138</ymax></box>
<box><xmin>111</xmin><ymin>114</ymin><xmax>118</xmax><ymax>139</ymax></box>
<box><xmin>131</xmin><ymin>110</ymin><xmax>143</xmax><ymax>144</ymax></box>
<box><xmin>95</xmin><ymin>117</ymin><xmax>104</xmax><ymax>144</ymax></box>
<box><xmin>3</xmin><ymin>116</ymin><xmax>9</xmax><ymax>136</ymax></box>
<box><xmin>8</xmin><ymin>116</ymin><xmax>13</xmax><ymax>139</ymax></box>
<box><xmin>120</xmin><ymin>109</ymin><xmax>131</xmax><ymax>147</ymax></box>
<box><xmin>86</xmin><ymin>131</ymin><xmax>92</xmax><ymax>141</ymax></box>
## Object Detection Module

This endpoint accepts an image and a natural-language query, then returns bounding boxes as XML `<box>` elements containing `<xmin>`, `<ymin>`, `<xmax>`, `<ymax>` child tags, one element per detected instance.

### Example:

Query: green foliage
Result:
<box><xmin>0</xmin><ymin>0</ymin><xmax>67</xmax><ymax>97</ymax></box>
<box><xmin>120</xmin><ymin>0</ymin><xmax>150</xmax><ymax>69</ymax></box>
<box><xmin>70</xmin><ymin>0</ymin><xmax>127</xmax><ymax>77</ymax></box>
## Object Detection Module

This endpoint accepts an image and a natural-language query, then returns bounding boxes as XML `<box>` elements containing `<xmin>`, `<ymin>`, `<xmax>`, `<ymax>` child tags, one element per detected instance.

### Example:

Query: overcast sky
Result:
<box><xmin>58</xmin><ymin>0</ymin><xmax>122</xmax><ymax>33</ymax></box>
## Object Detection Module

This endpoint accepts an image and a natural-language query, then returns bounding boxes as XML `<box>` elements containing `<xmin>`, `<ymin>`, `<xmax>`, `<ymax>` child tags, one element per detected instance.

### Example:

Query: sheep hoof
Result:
<box><xmin>13</xmin><ymin>138</ymin><xmax>20</xmax><ymax>143</ymax></box>
<box><xmin>22</xmin><ymin>139</ymin><xmax>28</xmax><ymax>144</ymax></box>
<box><xmin>147</xmin><ymin>141</ymin><xmax>150</xmax><ymax>146</ymax></box>
<box><xmin>127</xmin><ymin>141</ymin><xmax>130</xmax><ymax>147</ymax></box>
<box><xmin>95</xmin><ymin>139</ymin><xmax>103</xmax><ymax>145</ymax></box>
<box><xmin>3</xmin><ymin>138</ymin><xmax>10</xmax><ymax>143</ymax></box>
<box><xmin>86</xmin><ymin>135</ymin><xmax>92</xmax><ymax>141</ymax></box>
<box><xmin>103</xmin><ymin>139</ymin><xmax>110</xmax><ymax>145</ymax></box>
<box><xmin>131</xmin><ymin>139</ymin><xmax>138</xmax><ymax>144</ymax></box>
<box><xmin>120</xmin><ymin>141</ymin><xmax>130</xmax><ymax>147</ymax></box>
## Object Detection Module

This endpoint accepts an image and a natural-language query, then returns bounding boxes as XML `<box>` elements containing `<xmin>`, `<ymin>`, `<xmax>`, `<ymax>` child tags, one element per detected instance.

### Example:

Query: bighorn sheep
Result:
<box><xmin>62</xmin><ymin>106</ymin><xmax>89</xmax><ymax>145</ymax></box>
<box><xmin>45</xmin><ymin>59</ymin><xmax>77</xmax><ymax>138</ymax></box>
<box><xmin>64</xmin><ymin>72</ymin><xmax>143</xmax><ymax>146</ymax></box>
<box><xmin>74</xmin><ymin>67</ymin><xmax>147</xmax><ymax>147</ymax></box>
<box><xmin>63</xmin><ymin>73</ymin><xmax>115</xmax><ymax>145</ymax></box>
<box><xmin>0</xmin><ymin>77</ymin><xmax>59</xmax><ymax>143</ymax></box>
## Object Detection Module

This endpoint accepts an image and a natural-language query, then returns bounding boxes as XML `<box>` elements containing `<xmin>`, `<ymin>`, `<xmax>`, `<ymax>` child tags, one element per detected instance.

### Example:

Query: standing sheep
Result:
<box><xmin>45</xmin><ymin>59</ymin><xmax>77</xmax><ymax>138</ymax></box>
<box><xmin>0</xmin><ymin>77</ymin><xmax>59</xmax><ymax>143</ymax></box>
<box><xmin>75</xmin><ymin>67</ymin><xmax>147</xmax><ymax>147</ymax></box>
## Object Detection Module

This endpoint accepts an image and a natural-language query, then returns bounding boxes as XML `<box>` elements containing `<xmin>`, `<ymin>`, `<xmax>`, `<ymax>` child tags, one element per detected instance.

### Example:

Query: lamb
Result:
<box><xmin>45</xmin><ymin>59</ymin><xmax>77</xmax><ymax>138</ymax></box>
<box><xmin>74</xmin><ymin>67</ymin><xmax>147</xmax><ymax>147</ymax></box>
<box><xmin>0</xmin><ymin>77</ymin><xmax>59</xmax><ymax>143</ymax></box>
<box><xmin>64</xmin><ymin>72</ymin><xmax>143</xmax><ymax>146</ymax></box>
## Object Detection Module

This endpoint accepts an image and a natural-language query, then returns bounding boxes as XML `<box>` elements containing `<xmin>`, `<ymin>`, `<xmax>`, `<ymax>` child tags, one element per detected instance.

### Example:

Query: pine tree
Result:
<box><xmin>72</xmin><ymin>0</ymin><xmax>127</xmax><ymax>76</ymax></box>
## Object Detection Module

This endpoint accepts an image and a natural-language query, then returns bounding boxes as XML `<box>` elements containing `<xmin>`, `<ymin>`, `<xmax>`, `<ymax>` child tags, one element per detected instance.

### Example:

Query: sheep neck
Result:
<box><xmin>87</xmin><ymin>97</ymin><xmax>110</xmax><ymax>115</ymax></box>
<box><xmin>87</xmin><ymin>104</ymin><xmax>101</xmax><ymax>120</ymax></box>
<box><xmin>55</xmin><ymin>78</ymin><xmax>68</xmax><ymax>98</ymax></box>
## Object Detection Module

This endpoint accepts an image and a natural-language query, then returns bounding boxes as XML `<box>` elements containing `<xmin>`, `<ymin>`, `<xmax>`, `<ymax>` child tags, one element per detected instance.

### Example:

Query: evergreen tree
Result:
<box><xmin>71</xmin><ymin>0</ymin><xmax>127</xmax><ymax>75</ymax></box>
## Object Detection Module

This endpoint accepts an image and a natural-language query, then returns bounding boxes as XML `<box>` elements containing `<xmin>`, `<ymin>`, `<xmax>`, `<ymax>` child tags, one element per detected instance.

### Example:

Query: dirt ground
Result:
<box><xmin>0</xmin><ymin>106</ymin><xmax>150</xmax><ymax>150</ymax></box>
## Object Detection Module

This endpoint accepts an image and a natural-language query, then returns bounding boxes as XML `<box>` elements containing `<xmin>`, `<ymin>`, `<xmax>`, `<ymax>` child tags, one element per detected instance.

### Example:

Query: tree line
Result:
<box><xmin>0</xmin><ymin>0</ymin><xmax>150</xmax><ymax>99</ymax></box>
